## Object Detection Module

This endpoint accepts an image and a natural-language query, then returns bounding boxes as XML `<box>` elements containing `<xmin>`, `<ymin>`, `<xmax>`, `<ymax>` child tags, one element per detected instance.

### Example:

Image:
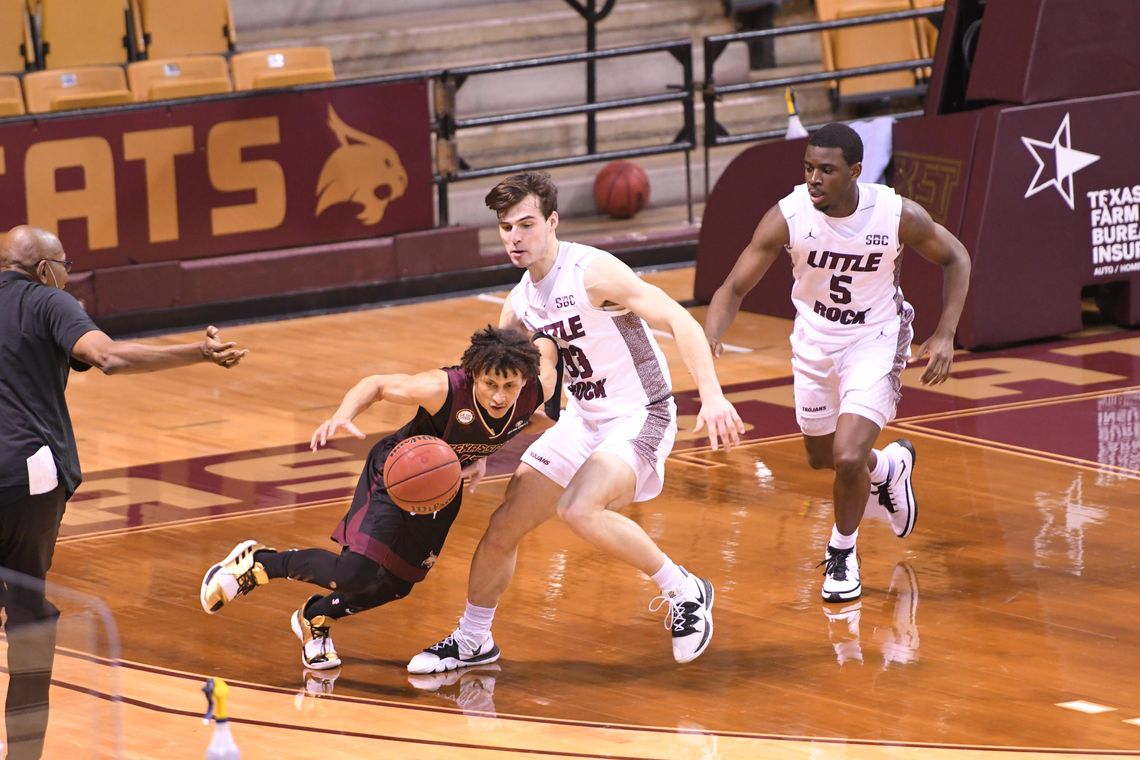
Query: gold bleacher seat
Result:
<box><xmin>39</xmin><ymin>0</ymin><xmax>134</xmax><ymax>69</ymax></box>
<box><xmin>23</xmin><ymin>66</ymin><xmax>134</xmax><ymax>113</ymax></box>
<box><xmin>128</xmin><ymin>55</ymin><xmax>232</xmax><ymax>101</ymax></box>
<box><xmin>0</xmin><ymin>0</ymin><xmax>34</xmax><ymax>72</ymax></box>
<box><xmin>816</xmin><ymin>0</ymin><xmax>924</xmax><ymax>102</ymax></box>
<box><xmin>230</xmin><ymin>47</ymin><xmax>335</xmax><ymax>91</ymax></box>
<box><xmin>0</xmin><ymin>74</ymin><xmax>25</xmax><ymax>115</ymax></box>
<box><xmin>133</xmin><ymin>0</ymin><xmax>235</xmax><ymax>59</ymax></box>
<box><xmin>910</xmin><ymin>0</ymin><xmax>942</xmax><ymax>72</ymax></box>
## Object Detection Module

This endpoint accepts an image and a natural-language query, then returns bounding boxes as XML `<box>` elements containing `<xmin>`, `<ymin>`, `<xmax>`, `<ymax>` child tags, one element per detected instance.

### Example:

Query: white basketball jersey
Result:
<box><xmin>779</xmin><ymin>182</ymin><xmax>907</xmax><ymax>346</ymax></box>
<box><xmin>507</xmin><ymin>241</ymin><xmax>672</xmax><ymax>418</ymax></box>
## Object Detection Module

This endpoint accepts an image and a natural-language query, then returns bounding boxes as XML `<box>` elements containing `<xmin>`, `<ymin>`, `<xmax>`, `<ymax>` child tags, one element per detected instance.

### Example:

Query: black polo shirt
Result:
<box><xmin>0</xmin><ymin>271</ymin><xmax>99</xmax><ymax>507</ymax></box>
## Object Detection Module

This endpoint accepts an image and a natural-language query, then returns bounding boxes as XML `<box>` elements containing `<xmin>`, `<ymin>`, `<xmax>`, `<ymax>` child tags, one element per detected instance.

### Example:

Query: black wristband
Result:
<box><xmin>531</xmin><ymin>332</ymin><xmax>563</xmax><ymax>421</ymax></box>
<box><xmin>531</xmin><ymin>331</ymin><xmax>557</xmax><ymax>347</ymax></box>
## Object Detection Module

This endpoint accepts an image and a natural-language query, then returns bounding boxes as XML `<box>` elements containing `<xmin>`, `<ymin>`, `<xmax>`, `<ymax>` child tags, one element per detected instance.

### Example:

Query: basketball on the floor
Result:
<box><xmin>593</xmin><ymin>160</ymin><xmax>650</xmax><ymax>219</ymax></box>
<box><xmin>382</xmin><ymin>435</ymin><xmax>462</xmax><ymax>514</ymax></box>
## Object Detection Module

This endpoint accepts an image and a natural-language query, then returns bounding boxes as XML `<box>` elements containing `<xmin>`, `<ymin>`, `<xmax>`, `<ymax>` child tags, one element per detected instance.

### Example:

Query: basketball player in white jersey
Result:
<box><xmin>704</xmin><ymin>123</ymin><xmax>970</xmax><ymax>602</ymax></box>
<box><xmin>409</xmin><ymin>171</ymin><xmax>745</xmax><ymax>673</ymax></box>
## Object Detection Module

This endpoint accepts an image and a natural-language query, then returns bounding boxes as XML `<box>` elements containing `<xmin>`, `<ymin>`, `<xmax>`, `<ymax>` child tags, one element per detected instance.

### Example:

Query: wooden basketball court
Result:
<box><xmin>26</xmin><ymin>267</ymin><xmax>1140</xmax><ymax>758</ymax></box>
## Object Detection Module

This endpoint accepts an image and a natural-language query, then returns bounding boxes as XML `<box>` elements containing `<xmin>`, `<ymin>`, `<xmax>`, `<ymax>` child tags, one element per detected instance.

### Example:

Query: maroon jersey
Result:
<box><xmin>396</xmin><ymin>366</ymin><xmax>540</xmax><ymax>465</ymax></box>
<box><xmin>332</xmin><ymin>366</ymin><xmax>542</xmax><ymax>582</ymax></box>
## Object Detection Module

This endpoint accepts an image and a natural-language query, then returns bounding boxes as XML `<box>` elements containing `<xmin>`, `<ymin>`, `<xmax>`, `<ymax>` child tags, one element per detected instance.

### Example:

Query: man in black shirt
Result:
<box><xmin>0</xmin><ymin>225</ymin><xmax>248</xmax><ymax>759</ymax></box>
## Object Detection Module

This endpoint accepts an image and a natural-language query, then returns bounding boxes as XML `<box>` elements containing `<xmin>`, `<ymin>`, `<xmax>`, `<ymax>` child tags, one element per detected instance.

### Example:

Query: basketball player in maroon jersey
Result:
<box><xmin>199</xmin><ymin>326</ymin><xmax>561</xmax><ymax>676</ymax></box>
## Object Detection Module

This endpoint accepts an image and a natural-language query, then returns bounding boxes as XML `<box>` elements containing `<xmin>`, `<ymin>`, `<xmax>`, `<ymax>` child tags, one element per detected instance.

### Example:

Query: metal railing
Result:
<box><xmin>432</xmin><ymin>39</ymin><xmax>696</xmax><ymax>226</ymax></box>
<box><xmin>701</xmin><ymin>5</ymin><xmax>943</xmax><ymax>197</ymax></box>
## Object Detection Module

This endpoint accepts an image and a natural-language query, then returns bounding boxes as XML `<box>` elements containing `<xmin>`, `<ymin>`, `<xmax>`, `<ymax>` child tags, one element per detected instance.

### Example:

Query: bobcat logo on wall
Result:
<box><xmin>316</xmin><ymin>106</ymin><xmax>408</xmax><ymax>225</ymax></box>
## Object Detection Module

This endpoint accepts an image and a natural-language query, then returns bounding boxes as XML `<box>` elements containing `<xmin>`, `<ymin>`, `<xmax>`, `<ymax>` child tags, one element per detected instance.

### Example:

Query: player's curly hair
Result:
<box><xmin>808</xmin><ymin>122</ymin><xmax>864</xmax><ymax>167</ymax></box>
<box><xmin>461</xmin><ymin>326</ymin><xmax>541</xmax><ymax>380</ymax></box>
<box><xmin>485</xmin><ymin>171</ymin><xmax>558</xmax><ymax>219</ymax></box>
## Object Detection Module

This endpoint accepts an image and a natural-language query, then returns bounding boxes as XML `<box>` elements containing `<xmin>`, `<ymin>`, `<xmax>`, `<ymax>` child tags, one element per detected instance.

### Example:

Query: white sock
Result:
<box><xmin>458</xmin><ymin>601</ymin><xmax>496</xmax><ymax>644</ymax></box>
<box><xmin>651</xmin><ymin>557</ymin><xmax>688</xmax><ymax>595</ymax></box>
<box><xmin>868</xmin><ymin>448</ymin><xmax>890</xmax><ymax>485</ymax></box>
<box><xmin>830</xmin><ymin>525</ymin><xmax>858</xmax><ymax>551</ymax></box>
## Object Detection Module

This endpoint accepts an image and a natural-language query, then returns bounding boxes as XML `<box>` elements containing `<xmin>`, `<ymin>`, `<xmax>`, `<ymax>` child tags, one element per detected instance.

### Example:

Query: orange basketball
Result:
<box><xmin>593</xmin><ymin>160</ymin><xmax>650</xmax><ymax>219</ymax></box>
<box><xmin>382</xmin><ymin>435</ymin><xmax>462</xmax><ymax>514</ymax></box>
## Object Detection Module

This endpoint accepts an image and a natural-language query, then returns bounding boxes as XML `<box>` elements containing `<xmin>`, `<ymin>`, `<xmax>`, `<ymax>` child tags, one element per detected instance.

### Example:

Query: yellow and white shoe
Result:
<box><xmin>200</xmin><ymin>539</ymin><xmax>271</xmax><ymax>614</ymax></box>
<box><xmin>291</xmin><ymin>595</ymin><xmax>342</xmax><ymax>670</ymax></box>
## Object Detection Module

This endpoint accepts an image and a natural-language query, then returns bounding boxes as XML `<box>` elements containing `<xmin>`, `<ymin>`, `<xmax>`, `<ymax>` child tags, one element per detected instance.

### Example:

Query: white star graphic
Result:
<box><xmin>1021</xmin><ymin>113</ymin><xmax>1100</xmax><ymax>211</ymax></box>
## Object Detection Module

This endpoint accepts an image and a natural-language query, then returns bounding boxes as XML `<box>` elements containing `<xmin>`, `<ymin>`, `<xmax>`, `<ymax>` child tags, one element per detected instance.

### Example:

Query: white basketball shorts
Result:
<box><xmin>790</xmin><ymin>307</ymin><xmax>914</xmax><ymax>437</ymax></box>
<box><xmin>521</xmin><ymin>396</ymin><xmax>677</xmax><ymax>502</ymax></box>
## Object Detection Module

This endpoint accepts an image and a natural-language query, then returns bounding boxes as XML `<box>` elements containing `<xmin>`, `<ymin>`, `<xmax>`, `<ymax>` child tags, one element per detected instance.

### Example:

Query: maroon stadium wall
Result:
<box><xmin>0</xmin><ymin>78</ymin><xmax>498</xmax><ymax>327</ymax></box>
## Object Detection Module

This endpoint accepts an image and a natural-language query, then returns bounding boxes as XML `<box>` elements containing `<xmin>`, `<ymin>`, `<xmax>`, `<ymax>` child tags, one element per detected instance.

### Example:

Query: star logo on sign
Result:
<box><xmin>1021</xmin><ymin>113</ymin><xmax>1100</xmax><ymax>210</ymax></box>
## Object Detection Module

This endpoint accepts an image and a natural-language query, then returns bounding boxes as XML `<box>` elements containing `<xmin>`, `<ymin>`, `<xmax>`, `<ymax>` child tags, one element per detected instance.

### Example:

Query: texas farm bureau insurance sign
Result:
<box><xmin>1017</xmin><ymin>105</ymin><xmax>1140</xmax><ymax>279</ymax></box>
<box><xmin>0</xmin><ymin>79</ymin><xmax>434</xmax><ymax>271</ymax></box>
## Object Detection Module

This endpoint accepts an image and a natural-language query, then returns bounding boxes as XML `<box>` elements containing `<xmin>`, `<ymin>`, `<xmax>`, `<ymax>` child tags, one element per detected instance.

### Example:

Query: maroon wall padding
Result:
<box><xmin>692</xmin><ymin>136</ymin><xmax>807</xmax><ymax>316</ymax></box>
<box><xmin>179</xmin><ymin>236</ymin><xmax>398</xmax><ymax>309</ymax></box>
<box><xmin>966</xmin><ymin>0</ymin><xmax>1140</xmax><ymax>105</ymax></box>
<box><xmin>393</xmin><ymin>226</ymin><xmax>481</xmax><ymax>279</ymax></box>
<box><xmin>0</xmin><ymin>78</ymin><xmax>434</xmax><ymax>270</ymax></box>
<box><xmin>922</xmin><ymin>0</ymin><xmax>970</xmax><ymax>117</ymax></box>
<box><xmin>64</xmin><ymin>271</ymin><xmax>97</xmax><ymax>316</ymax></box>
<box><xmin>93</xmin><ymin>261</ymin><xmax>182</xmax><ymax>316</ymax></box>
<box><xmin>953</xmin><ymin>93</ymin><xmax>1140</xmax><ymax>347</ymax></box>
<box><xmin>893</xmin><ymin>108</ymin><xmax>988</xmax><ymax>343</ymax></box>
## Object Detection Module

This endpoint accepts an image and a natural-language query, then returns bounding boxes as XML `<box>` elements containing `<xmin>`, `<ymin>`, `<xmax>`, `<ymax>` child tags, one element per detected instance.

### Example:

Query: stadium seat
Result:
<box><xmin>133</xmin><ymin>0</ymin><xmax>235</xmax><ymax>59</ymax></box>
<box><xmin>39</xmin><ymin>0</ymin><xmax>135</xmax><ymax>69</ymax></box>
<box><xmin>0</xmin><ymin>74</ymin><xmax>25</xmax><ymax>115</ymax></box>
<box><xmin>23</xmin><ymin>66</ymin><xmax>134</xmax><ymax>113</ymax></box>
<box><xmin>128</xmin><ymin>55</ymin><xmax>232</xmax><ymax>101</ymax></box>
<box><xmin>816</xmin><ymin>0</ymin><xmax>924</xmax><ymax>103</ymax></box>
<box><xmin>0</xmin><ymin>0</ymin><xmax>34</xmax><ymax>72</ymax></box>
<box><xmin>229</xmin><ymin>47</ymin><xmax>334</xmax><ymax>91</ymax></box>
<box><xmin>910</xmin><ymin>0</ymin><xmax>941</xmax><ymax>72</ymax></box>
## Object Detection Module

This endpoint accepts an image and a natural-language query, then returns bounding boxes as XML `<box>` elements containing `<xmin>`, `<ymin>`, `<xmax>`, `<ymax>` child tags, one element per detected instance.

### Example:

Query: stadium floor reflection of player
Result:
<box><xmin>198</xmin><ymin>326</ymin><xmax>560</xmax><ymax>685</ymax></box>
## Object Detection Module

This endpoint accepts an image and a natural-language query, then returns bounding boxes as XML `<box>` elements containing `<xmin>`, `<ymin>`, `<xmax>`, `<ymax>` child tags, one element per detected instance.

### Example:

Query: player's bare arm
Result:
<box><xmin>704</xmin><ymin>204</ymin><xmax>790</xmax><ymax>357</ymax></box>
<box><xmin>898</xmin><ymin>198</ymin><xmax>972</xmax><ymax>385</ymax></box>
<box><xmin>310</xmin><ymin>370</ymin><xmax>449</xmax><ymax>450</ymax></box>
<box><xmin>584</xmin><ymin>255</ymin><xmax>745</xmax><ymax>451</ymax></box>
<box><xmin>498</xmin><ymin>297</ymin><xmax>525</xmax><ymax>331</ymax></box>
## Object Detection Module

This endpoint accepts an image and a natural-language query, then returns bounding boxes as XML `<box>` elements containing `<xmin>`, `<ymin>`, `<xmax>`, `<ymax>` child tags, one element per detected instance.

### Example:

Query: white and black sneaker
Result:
<box><xmin>649</xmin><ymin>568</ymin><xmax>715</xmax><ymax>664</ymax></box>
<box><xmin>875</xmin><ymin>439</ymin><xmax>918</xmax><ymax>538</ymax></box>
<box><xmin>407</xmin><ymin>628</ymin><xmax>501</xmax><ymax>674</ymax></box>
<box><xmin>819</xmin><ymin>544</ymin><xmax>861</xmax><ymax>602</ymax></box>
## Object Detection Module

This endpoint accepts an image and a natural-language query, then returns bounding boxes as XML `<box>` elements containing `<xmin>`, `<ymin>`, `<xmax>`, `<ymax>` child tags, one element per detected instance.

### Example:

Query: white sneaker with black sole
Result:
<box><xmin>875</xmin><ymin>439</ymin><xmax>918</xmax><ymax>538</ymax></box>
<box><xmin>649</xmin><ymin>567</ymin><xmax>715</xmax><ymax>664</ymax></box>
<box><xmin>819</xmin><ymin>544</ymin><xmax>861</xmax><ymax>602</ymax></box>
<box><xmin>407</xmin><ymin>628</ymin><xmax>501</xmax><ymax>674</ymax></box>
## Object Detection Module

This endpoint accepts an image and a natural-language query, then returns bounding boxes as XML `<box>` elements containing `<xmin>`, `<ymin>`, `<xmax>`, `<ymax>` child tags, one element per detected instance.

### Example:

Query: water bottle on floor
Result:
<box><xmin>203</xmin><ymin>677</ymin><xmax>240</xmax><ymax>759</ymax></box>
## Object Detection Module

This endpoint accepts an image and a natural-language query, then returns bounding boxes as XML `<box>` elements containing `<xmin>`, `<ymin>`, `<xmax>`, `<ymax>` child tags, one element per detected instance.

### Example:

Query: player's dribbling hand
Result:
<box><xmin>310</xmin><ymin>418</ymin><xmax>366</xmax><ymax>451</ymax></box>
<box><xmin>692</xmin><ymin>395</ymin><xmax>746</xmax><ymax>452</ymax></box>
<box><xmin>706</xmin><ymin>335</ymin><xmax>724</xmax><ymax>359</ymax></box>
<box><xmin>461</xmin><ymin>458</ymin><xmax>487</xmax><ymax>493</ymax></box>
<box><xmin>202</xmin><ymin>325</ymin><xmax>249</xmax><ymax>368</ymax></box>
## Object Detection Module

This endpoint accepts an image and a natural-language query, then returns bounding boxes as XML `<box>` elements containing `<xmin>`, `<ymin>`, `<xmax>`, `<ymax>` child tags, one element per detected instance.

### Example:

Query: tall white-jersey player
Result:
<box><xmin>704</xmin><ymin>123</ymin><xmax>971</xmax><ymax>603</ymax></box>
<box><xmin>408</xmin><ymin>171</ymin><xmax>745</xmax><ymax>674</ymax></box>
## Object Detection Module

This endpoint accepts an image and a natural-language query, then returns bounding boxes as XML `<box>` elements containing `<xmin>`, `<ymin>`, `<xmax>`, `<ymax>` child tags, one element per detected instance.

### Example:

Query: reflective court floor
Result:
<box><xmin>25</xmin><ymin>269</ymin><xmax>1140</xmax><ymax>758</ymax></box>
